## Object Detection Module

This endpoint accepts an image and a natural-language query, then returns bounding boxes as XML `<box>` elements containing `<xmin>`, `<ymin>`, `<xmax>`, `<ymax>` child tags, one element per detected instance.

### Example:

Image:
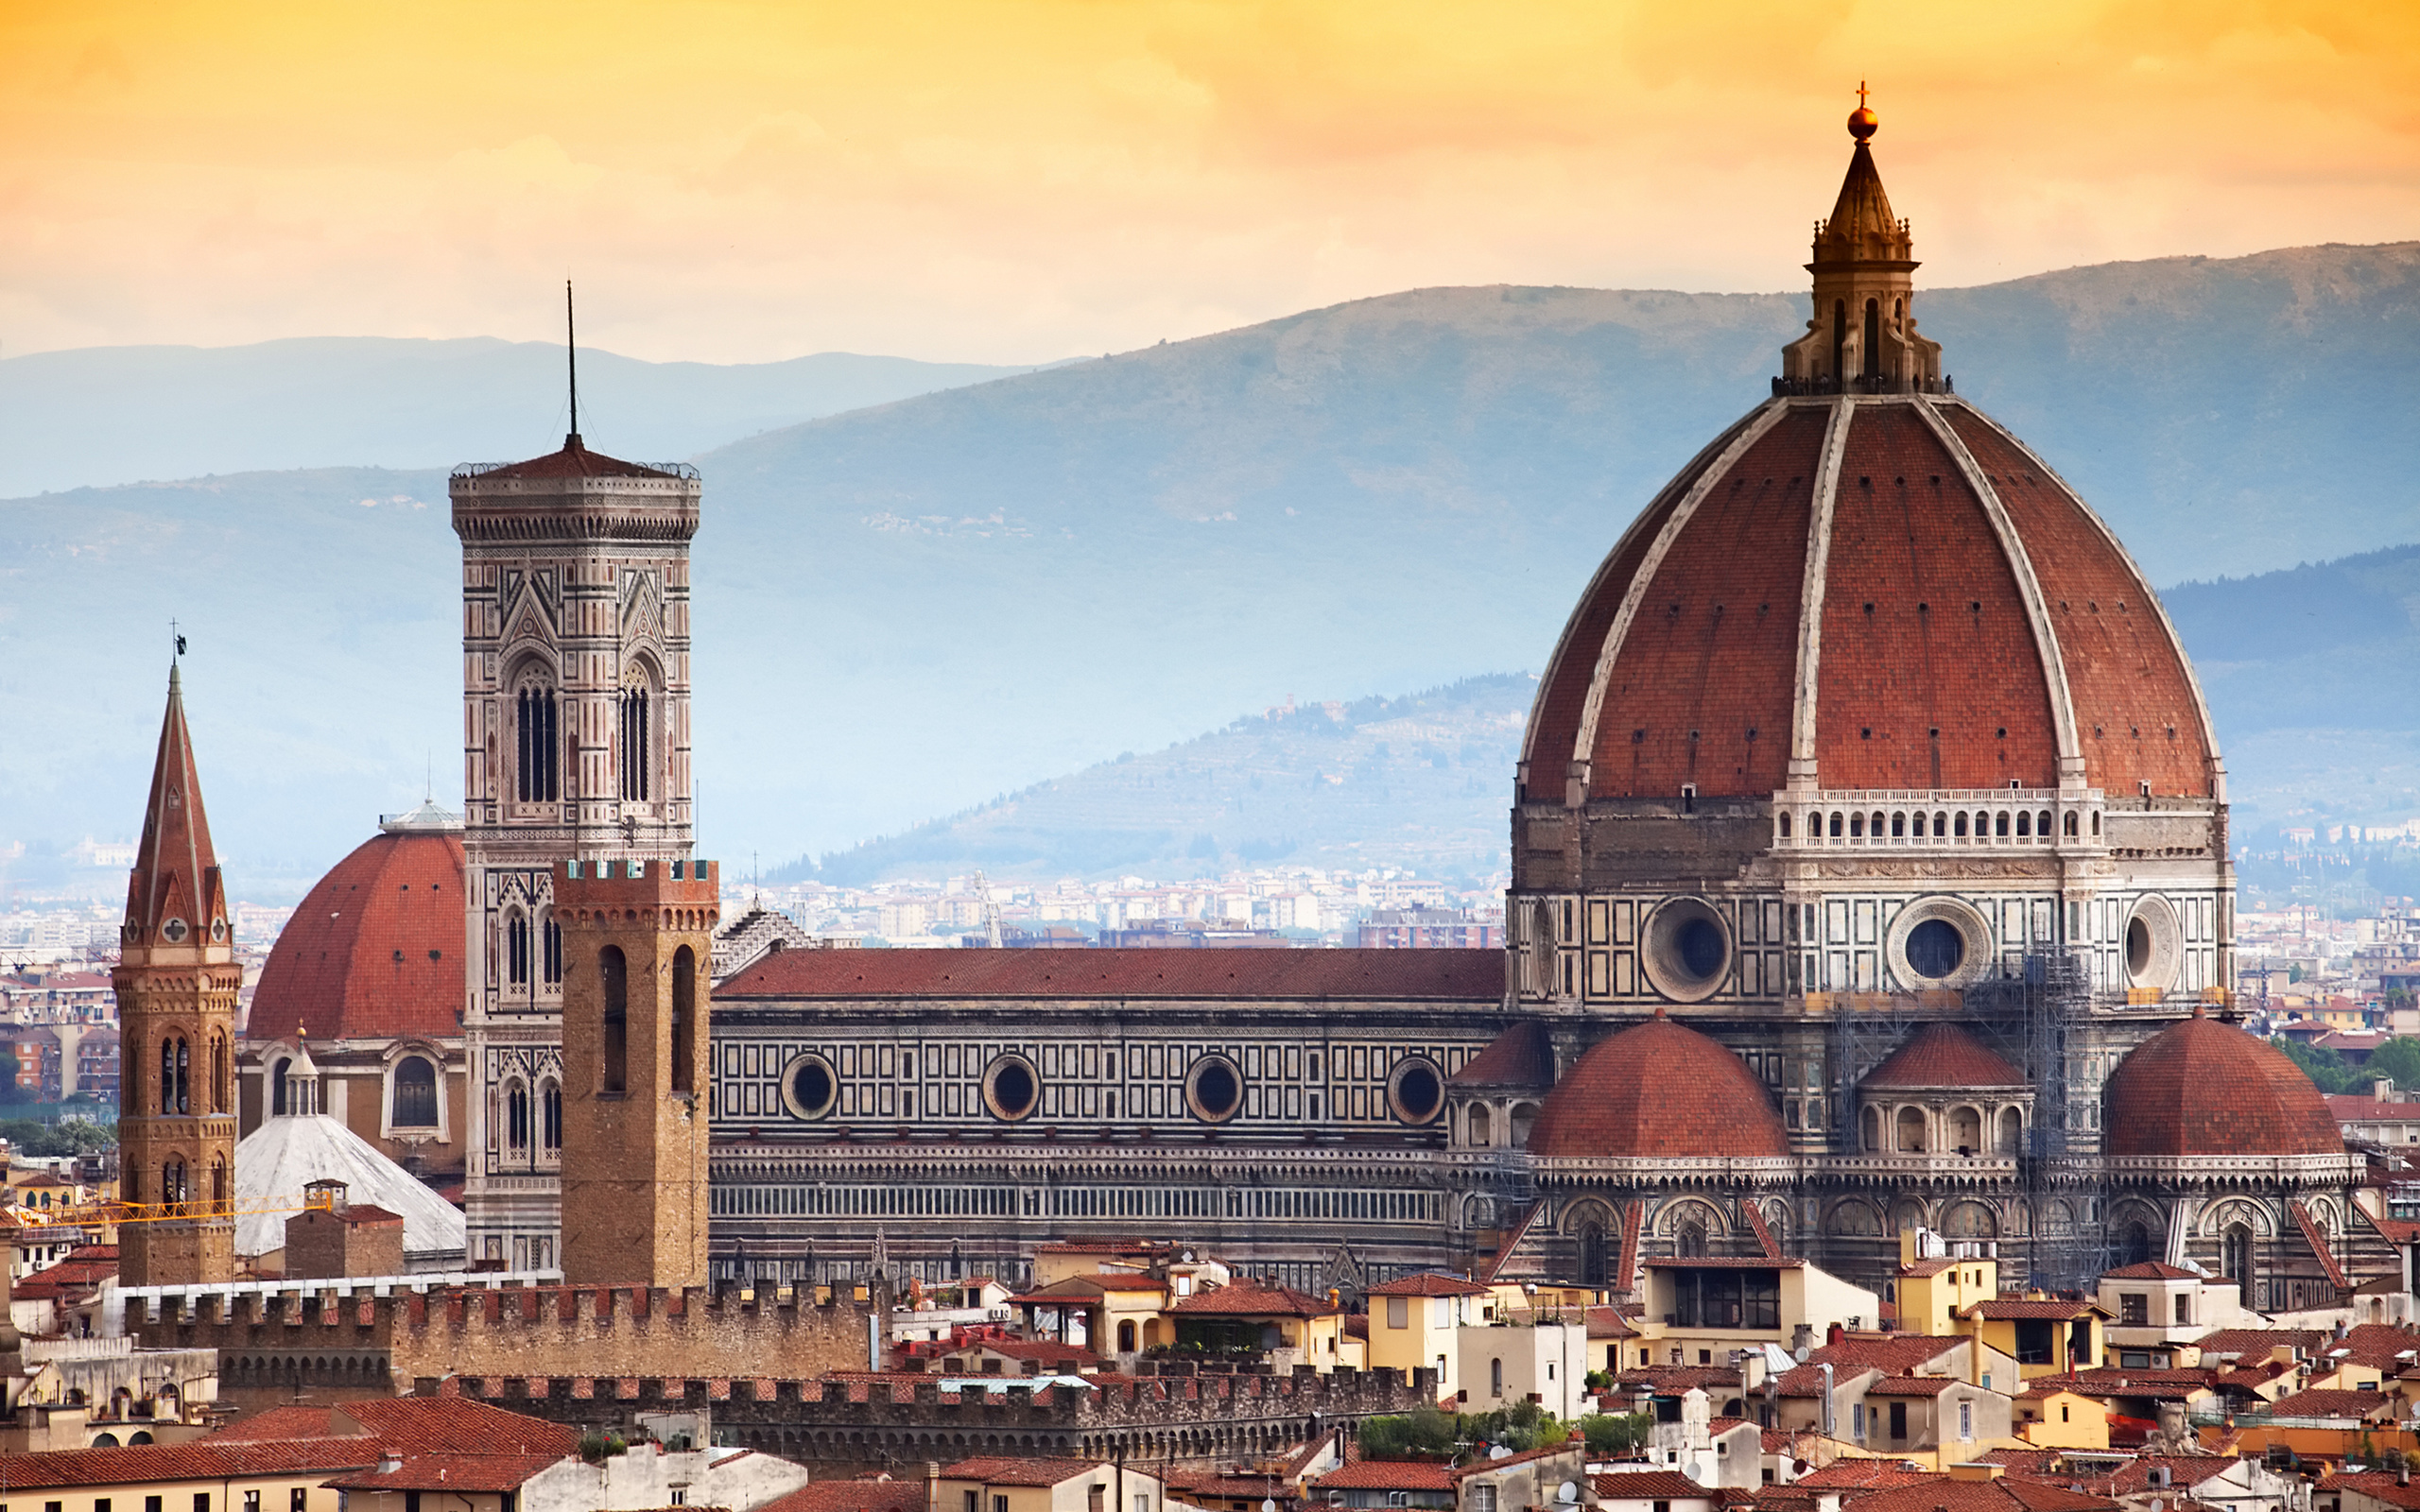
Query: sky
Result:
<box><xmin>4</xmin><ymin>1</ymin><xmax>2417</xmax><ymax>366</ymax></box>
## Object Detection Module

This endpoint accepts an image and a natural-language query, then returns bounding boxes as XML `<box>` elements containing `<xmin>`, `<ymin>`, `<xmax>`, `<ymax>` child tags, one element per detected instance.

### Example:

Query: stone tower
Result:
<box><xmin>554</xmin><ymin>856</ymin><xmax>717</xmax><ymax>1286</ymax></box>
<box><xmin>452</xmin><ymin>430</ymin><xmax>701</xmax><ymax>1270</ymax></box>
<box><xmin>113</xmin><ymin>665</ymin><xmax>238</xmax><ymax>1286</ymax></box>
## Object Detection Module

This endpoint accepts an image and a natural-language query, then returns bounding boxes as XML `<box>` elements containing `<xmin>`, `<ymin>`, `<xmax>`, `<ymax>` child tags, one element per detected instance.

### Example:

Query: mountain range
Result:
<box><xmin>3</xmin><ymin>241</ymin><xmax>2415</xmax><ymax>898</ymax></box>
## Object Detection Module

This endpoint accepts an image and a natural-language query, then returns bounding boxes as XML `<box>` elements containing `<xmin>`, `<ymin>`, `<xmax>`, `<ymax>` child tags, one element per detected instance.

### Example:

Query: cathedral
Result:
<box><xmin>159</xmin><ymin>101</ymin><xmax>2379</xmax><ymax>1313</ymax></box>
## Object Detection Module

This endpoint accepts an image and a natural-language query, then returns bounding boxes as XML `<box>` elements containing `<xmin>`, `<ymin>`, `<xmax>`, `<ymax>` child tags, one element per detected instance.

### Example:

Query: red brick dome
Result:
<box><xmin>2103</xmin><ymin>1014</ymin><xmax>2342</xmax><ymax>1159</ymax></box>
<box><xmin>1517</xmin><ymin>394</ymin><xmax>2218</xmax><ymax>803</ymax></box>
<box><xmin>1862</xmin><ymin>1022</ymin><xmax>2026</xmax><ymax>1090</ymax></box>
<box><xmin>251</xmin><ymin>804</ymin><xmax>464</xmax><ymax>1042</ymax></box>
<box><xmin>1527</xmin><ymin>1013</ymin><xmax>1787</xmax><ymax>1159</ymax></box>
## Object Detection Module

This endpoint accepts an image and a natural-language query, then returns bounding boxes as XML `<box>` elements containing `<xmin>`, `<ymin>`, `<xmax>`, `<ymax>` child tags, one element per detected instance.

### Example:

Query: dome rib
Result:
<box><xmin>1939</xmin><ymin>403</ymin><xmax>2222</xmax><ymax>797</ymax></box>
<box><xmin>1527</xmin><ymin>1014</ymin><xmax>1788</xmax><ymax>1160</ymax></box>
<box><xmin>1566</xmin><ymin>400</ymin><xmax>1796</xmax><ymax>794</ymax></box>
<box><xmin>2103</xmin><ymin>1015</ymin><xmax>2342</xmax><ymax>1159</ymax></box>
<box><xmin>1787</xmin><ymin>399</ymin><xmax>1858</xmax><ymax>782</ymax></box>
<box><xmin>1913</xmin><ymin>398</ymin><xmax>2083</xmax><ymax>776</ymax></box>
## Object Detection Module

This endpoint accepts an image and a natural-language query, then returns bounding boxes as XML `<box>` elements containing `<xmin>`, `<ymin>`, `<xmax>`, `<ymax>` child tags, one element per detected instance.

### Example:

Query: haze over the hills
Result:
<box><xmin>3</xmin><ymin>241</ymin><xmax>2414</xmax><ymax>899</ymax></box>
<box><xmin>0</xmin><ymin>339</ymin><xmax>1046</xmax><ymax>498</ymax></box>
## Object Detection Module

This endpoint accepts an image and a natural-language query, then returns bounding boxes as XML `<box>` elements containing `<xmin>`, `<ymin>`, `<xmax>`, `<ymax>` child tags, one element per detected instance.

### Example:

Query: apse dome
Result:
<box><xmin>2103</xmin><ymin>1011</ymin><xmax>2342</xmax><ymax>1159</ymax></box>
<box><xmin>251</xmin><ymin>801</ymin><xmax>465</xmax><ymax>1042</ymax></box>
<box><xmin>1526</xmin><ymin>1012</ymin><xmax>1788</xmax><ymax>1160</ymax></box>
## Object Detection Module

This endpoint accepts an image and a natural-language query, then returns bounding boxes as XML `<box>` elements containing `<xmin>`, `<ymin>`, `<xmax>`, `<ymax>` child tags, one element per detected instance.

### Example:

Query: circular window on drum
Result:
<box><xmin>782</xmin><ymin>1054</ymin><xmax>838</xmax><ymax>1120</ymax></box>
<box><xmin>2124</xmin><ymin>896</ymin><xmax>2183</xmax><ymax>992</ymax></box>
<box><xmin>1639</xmin><ymin>898</ymin><xmax>1732</xmax><ymax>1003</ymax></box>
<box><xmin>983</xmin><ymin>1055</ymin><xmax>1041</xmax><ymax>1122</ymax></box>
<box><xmin>1388</xmin><ymin>1057</ymin><xmax>1445</xmax><ymax>1125</ymax></box>
<box><xmin>1886</xmin><ymin>899</ymin><xmax>1992</xmax><ymax>989</ymax></box>
<box><xmin>1184</xmin><ymin>1056</ymin><xmax>1244</xmax><ymax>1124</ymax></box>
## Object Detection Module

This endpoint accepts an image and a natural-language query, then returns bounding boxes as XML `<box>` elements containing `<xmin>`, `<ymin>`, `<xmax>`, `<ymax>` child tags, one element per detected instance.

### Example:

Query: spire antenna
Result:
<box><xmin>566</xmin><ymin>280</ymin><xmax>580</xmax><ymax>448</ymax></box>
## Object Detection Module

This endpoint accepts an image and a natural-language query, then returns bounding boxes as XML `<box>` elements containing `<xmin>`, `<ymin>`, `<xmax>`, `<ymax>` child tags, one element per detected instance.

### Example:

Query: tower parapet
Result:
<box><xmin>555</xmin><ymin>858</ymin><xmax>718</xmax><ymax>1287</ymax></box>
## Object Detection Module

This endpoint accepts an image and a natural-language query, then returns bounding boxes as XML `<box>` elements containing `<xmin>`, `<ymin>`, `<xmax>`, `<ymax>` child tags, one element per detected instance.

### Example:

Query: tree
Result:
<box><xmin>2273</xmin><ymin>1038</ymin><xmax>2358</xmax><ymax>1094</ymax></box>
<box><xmin>1358</xmin><ymin>1405</ymin><xmax>1458</xmax><ymax>1458</ymax></box>
<box><xmin>0</xmin><ymin>1049</ymin><xmax>27</xmax><ymax>1104</ymax></box>
<box><xmin>1582</xmin><ymin>1413</ymin><xmax>1651</xmax><ymax>1457</ymax></box>
<box><xmin>2366</xmin><ymin>1038</ymin><xmax>2420</xmax><ymax>1091</ymax></box>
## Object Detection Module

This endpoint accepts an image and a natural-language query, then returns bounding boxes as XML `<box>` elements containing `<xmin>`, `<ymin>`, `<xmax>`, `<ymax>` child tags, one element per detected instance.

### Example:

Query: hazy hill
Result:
<box><xmin>4</xmin><ymin>242</ymin><xmax>2417</xmax><ymax>894</ymax></box>
<box><xmin>0</xmin><ymin>338</ymin><xmax>1045</xmax><ymax>498</ymax></box>
<box><xmin>804</xmin><ymin>676</ymin><xmax>1530</xmax><ymax>886</ymax></box>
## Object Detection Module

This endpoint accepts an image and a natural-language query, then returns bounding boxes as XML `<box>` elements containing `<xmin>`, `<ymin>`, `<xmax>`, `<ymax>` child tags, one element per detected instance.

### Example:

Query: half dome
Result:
<box><xmin>251</xmin><ymin>808</ymin><xmax>465</xmax><ymax>1042</ymax></box>
<box><xmin>2102</xmin><ymin>1014</ymin><xmax>2342</xmax><ymax>1159</ymax></box>
<box><xmin>1862</xmin><ymin>1022</ymin><xmax>2026</xmax><ymax>1090</ymax></box>
<box><xmin>1527</xmin><ymin>1014</ymin><xmax>1787</xmax><ymax>1159</ymax></box>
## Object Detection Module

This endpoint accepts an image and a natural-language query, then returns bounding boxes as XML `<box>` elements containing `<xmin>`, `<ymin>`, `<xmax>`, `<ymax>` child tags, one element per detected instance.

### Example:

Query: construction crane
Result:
<box><xmin>6</xmin><ymin>1187</ymin><xmax>342</xmax><ymax>1231</ymax></box>
<box><xmin>973</xmin><ymin>870</ymin><xmax>1004</xmax><ymax>949</ymax></box>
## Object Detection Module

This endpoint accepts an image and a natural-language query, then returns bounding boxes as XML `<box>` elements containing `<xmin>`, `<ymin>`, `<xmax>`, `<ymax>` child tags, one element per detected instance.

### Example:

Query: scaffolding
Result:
<box><xmin>1965</xmin><ymin>951</ymin><xmax>2100</xmax><ymax>1292</ymax></box>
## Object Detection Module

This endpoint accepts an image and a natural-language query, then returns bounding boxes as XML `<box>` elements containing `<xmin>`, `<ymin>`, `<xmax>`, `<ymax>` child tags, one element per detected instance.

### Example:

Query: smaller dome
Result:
<box><xmin>2104</xmin><ymin>1013</ymin><xmax>2342</xmax><ymax>1159</ymax></box>
<box><xmin>251</xmin><ymin>821</ymin><xmax>465</xmax><ymax>1042</ymax></box>
<box><xmin>1528</xmin><ymin>1013</ymin><xmax>1787</xmax><ymax>1159</ymax></box>
<box><xmin>1862</xmin><ymin>1023</ymin><xmax>2026</xmax><ymax>1090</ymax></box>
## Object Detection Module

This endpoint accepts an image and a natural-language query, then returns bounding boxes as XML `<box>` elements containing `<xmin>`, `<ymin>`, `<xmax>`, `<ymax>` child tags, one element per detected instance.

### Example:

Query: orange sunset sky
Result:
<box><xmin>4</xmin><ymin>0</ymin><xmax>2416</xmax><ymax>366</ymax></box>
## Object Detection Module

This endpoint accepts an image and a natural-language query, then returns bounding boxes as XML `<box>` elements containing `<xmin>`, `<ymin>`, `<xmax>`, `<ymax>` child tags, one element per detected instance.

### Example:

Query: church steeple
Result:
<box><xmin>123</xmin><ymin>663</ymin><xmax>227</xmax><ymax>953</ymax></box>
<box><xmin>113</xmin><ymin>661</ymin><xmax>238</xmax><ymax>1287</ymax></box>
<box><xmin>1779</xmin><ymin>86</ymin><xmax>1945</xmax><ymax>395</ymax></box>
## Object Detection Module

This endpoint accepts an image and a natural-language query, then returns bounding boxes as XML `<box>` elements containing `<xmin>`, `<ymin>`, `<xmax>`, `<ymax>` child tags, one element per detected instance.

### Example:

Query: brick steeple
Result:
<box><xmin>113</xmin><ymin>662</ymin><xmax>238</xmax><ymax>1287</ymax></box>
<box><xmin>122</xmin><ymin>663</ymin><xmax>228</xmax><ymax>953</ymax></box>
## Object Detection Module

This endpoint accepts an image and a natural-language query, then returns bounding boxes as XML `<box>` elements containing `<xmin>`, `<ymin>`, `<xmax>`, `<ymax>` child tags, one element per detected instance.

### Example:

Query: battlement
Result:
<box><xmin>557</xmin><ymin>857</ymin><xmax>718</xmax><ymax>907</ymax></box>
<box><xmin>141</xmin><ymin>1280</ymin><xmax>870</xmax><ymax>1399</ymax></box>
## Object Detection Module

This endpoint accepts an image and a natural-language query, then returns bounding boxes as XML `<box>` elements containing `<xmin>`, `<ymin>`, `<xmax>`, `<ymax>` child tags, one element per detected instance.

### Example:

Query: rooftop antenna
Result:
<box><xmin>565</xmin><ymin>280</ymin><xmax>580</xmax><ymax>448</ymax></box>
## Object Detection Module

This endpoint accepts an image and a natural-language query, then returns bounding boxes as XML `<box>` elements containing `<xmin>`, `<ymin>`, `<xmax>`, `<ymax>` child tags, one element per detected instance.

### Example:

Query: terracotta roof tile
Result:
<box><xmin>1592</xmin><ymin>1471</ymin><xmax>1720</xmax><ymax>1500</ymax></box>
<box><xmin>1449</xmin><ymin>1021</ymin><xmax>1556</xmax><ymax>1089</ymax></box>
<box><xmin>1316</xmin><ymin>1462</ymin><xmax>1456</xmax><ymax>1491</ymax></box>
<box><xmin>1365</xmin><ymin>1273</ymin><xmax>1493</xmax><ymax>1297</ymax></box>
<box><xmin>2264</xmin><ymin>1387</ymin><xmax>2393</xmax><ymax>1418</ymax></box>
<box><xmin>758</xmin><ymin>1478</ymin><xmax>931</xmax><ymax>1512</ymax></box>
<box><xmin>2104</xmin><ymin>1017</ymin><xmax>2343</xmax><ymax>1158</ymax></box>
<box><xmin>250</xmin><ymin>825</ymin><xmax>466</xmax><ymax>1041</ymax></box>
<box><xmin>2192</xmin><ymin>1329</ymin><xmax>2325</xmax><ymax>1357</ymax></box>
<box><xmin>1528</xmin><ymin>1015</ymin><xmax>1787</xmax><ymax>1160</ymax></box>
<box><xmin>1169</xmin><ymin>1280</ymin><xmax>1334</xmax><ymax>1317</ymax></box>
<box><xmin>0</xmin><ymin>1438</ymin><xmax>380</xmax><ymax>1489</ymax></box>
<box><xmin>2101</xmin><ymin>1263</ymin><xmax>2197</xmax><ymax>1280</ymax></box>
<box><xmin>324</xmin><ymin>1452</ymin><xmax>565</xmax><ymax>1491</ymax></box>
<box><xmin>469</xmin><ymin>438</ymin><xmax>680</xmax><ymax>480</ymax></box>
<box><xmin>1862</xmin><ymin>1023</ymin><xmax>2026</xmax><ymax>1089</ymax></box>
<box><xmin>721</xmin><ymin>950</ymin><xmax>1504</xmax><ymax>1002</ymax></box>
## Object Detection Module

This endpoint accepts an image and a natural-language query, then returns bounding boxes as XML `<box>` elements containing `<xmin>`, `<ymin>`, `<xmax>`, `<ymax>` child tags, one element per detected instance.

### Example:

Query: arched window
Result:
<box><xmin>162</xmin><ymin>1158</ymin><xmax>188</xmax><ymax>1209</ymax></box>
<box><xmin>2222</xmin><ymin>1224</ymin><xmax>2254</xmax><ymax>1286</ymax></box>
<box><xmin>1954</xmin><ymin>811</ymin><xmax>1969</xmax><ymax>838</ymax></box>
<box><xmin>515</xmin><ymin>683</ymin><xmax>561</xmax><ymax>803</ymax></box>
<box><xmin>390</xmin><ymin>1056</ymin><xmax>438</xmax><ymax>1127</ymax></box>
<box><xmin>1470</xmin><ymin>1106</ymin><xmax>1493</xmax><ymax>1146</ymax></box>
<box><xmin>507</xmin><ymin>912</ymin><xmax>530</xmax><ymax>986</ymax></box>
<box><xmin>543</xmin><ymin>916</ymin><xmax>563</xmax><ymax>985</ymax></box>
<box><xmin>506</xmin><ymin>1079</ymin><xmax>530</xmax><ymax>1150</ymax></box>
<box><xmin>600</xmin><ymin>946</ymin><xmax>629</xmax><ymax>1094</ymax></box>
<box><xmin>670</xmin><ymin>945</ymin><xmax>697</xmax><ymax>1094</ymax></box>
<box><xmin>161</xmin><ymin>1036</ymin><xmax>189</xmax><ymax>1115</ymax></box>
<box><xmin>210</xmin><ymin>1155</ymin><xmax>227</xmax><ymax>1207</ymax></box>
<box><xmin>270</xmin><ymin>1057</ymin><xmax>290</xmax><ymax>1116</ymax></box>
<box><xmin>2038</xmin><ymin>810</ymin><xmax>2053</xmax><ymax>837</ymax></box>
<box><xmin>2064</xmin><ymin>811</ymin><xmax>2080</xmax><ymax>837</ymax></box>
<box><xmin>1891</xmin><ymin>812</ymin><xmax>1906</xmax><ymax>838</ymax></box>
<box><xmin>1778</xmin><ymin>813</ymin><xmax>1791</xmax><ymax>839</ymax></box>
<box><xmin>1933</xmin><ymin>812</ymin><xmax>1947</xmax><ymax>837</ymax></box>
<box><xmin>1490</xmin><ymin>1357</ymin><xmax>1504</xmax><ymax>1397</ymax></box>
<box><xmin>1896</xmin><ymin>1107</ymin><xmax>1927</xmax><ymax>1152</ymax></box>
<box><xmin>541</xmin><ymin>1079</ymin><xmax>563</xmax><ymax>1152</ymax></box>
<box><xmin>1863</xmin><ymin>299</ymin><xmax>1881</xmax><ymax>382</ymax></box>
<box><xmin>2117</xmin><ymin>1222</ymin><xmax>2153</xmax><ymax>1268</ymax></box>
<box><xmin>1871</xmin><ymin>811</ymin><xmax>1886</xmax><ymax>837</ymax></box>
<box><xmin>1828</xmin><ymin>812</ymin><xmax>1843</xmax><ymax>838</ymax></box>
<box><xmin>1117</xmin><ymin>1319</ymin><xmax>1137</xmax><ymax>1353</ymax></box>
<box><xmin>1850</xmin><ymin>813</ymin><xmax>1864</xmax><ymax>839</ymax></box>
<box><xmin>1579</xmin><ymin>1224</ymin><xmax>1607</xmax><ymax>1286</ymax></box>
<box><xmin>211</xmin><ymin>1032</ymin><xmax>229</xmax><ymax>1113</ymax></box>
<box><xmin>1831</xmin><ymin>300</ymin><xmax>1847</xmax><ymax>383</ymax></box>
<box><xmin>1676</xmin><ymin>1220</ymin><xmax>1708</xmax><ymax>1258</ymax></box>
<box><xmin>619</xmin><ymin>684</ymin><xmax>651</xmax><ymax>801</ymax></box>
<box><xmin>1995</xmin><ymin>811</ymin><xmax>2011</xmax><ymax>838</ymax></box>
<box><xmin>2016</xmin><ymin>810</ymin><xmax>2032</xmax><ymax>838</ymax></box>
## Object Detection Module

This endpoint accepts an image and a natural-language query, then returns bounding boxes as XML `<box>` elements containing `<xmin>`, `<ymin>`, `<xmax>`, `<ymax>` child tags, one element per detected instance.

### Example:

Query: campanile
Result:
<box><xmin>451</xmin><ymin>425</ymin><xmax>701</xmax><ymax>1269</ymax></box>
<box><xmin>113</xmin><ymin>665</ymin><xmax>238</xmax><ymax>1286</ymax></box>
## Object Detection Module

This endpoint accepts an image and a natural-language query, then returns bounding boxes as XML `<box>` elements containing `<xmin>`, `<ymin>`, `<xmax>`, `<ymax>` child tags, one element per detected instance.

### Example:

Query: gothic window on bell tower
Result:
<box><xmin>161</xmin><ymin>1036</ymin><xmax>190</xmax><ymax>1115</ymax></box>
<box><xmin>507</xmin><ymin>911</ymin><xmax>530</xmax><ymax>986</ymax></box>
<box><xmin>618</xmin><ymin>681</ymin><xmax>651</xmax><ymax>801</ymax></box>
<box><xmin>543</xmin><ymin>917</ymin><xmax>562</xmax><ymax>985</ymax></box>
<box><xmin>515</xmin><ymin>682</ymin><xmax>561</xmax><ymax>803</ymax></box>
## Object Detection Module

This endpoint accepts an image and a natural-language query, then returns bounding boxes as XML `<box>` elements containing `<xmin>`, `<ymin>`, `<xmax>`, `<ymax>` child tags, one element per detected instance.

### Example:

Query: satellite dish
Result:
<box><xmin>1556</xmin><ymin>1483</ymin><xmax>1581</xmax><ymax>1504</ymax></box>
<box><xmin>1490</xmin><ymin>1446</ymin><xmax>1513</xmax><ymax>1461</ymax></box>
<box><xmin>1681</xmin><ymin>1465</ymin><xmax>1703</xmax><ymax>1485</ymax></box>
<box><xmin>1793</xmin><ymin>1344</ymin><xmax>1811</xmax><ymax>1363</ymax></box>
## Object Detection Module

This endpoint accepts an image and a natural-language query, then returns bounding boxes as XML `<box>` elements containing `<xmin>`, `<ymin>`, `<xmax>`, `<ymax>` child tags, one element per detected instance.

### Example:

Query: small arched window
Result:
<box><xmin>2016</xmin><ymin>811</ymin><xmax>2032</xmax><ymax>838</ymax></box>
<box><xmin>600</xmin><ymin>946</ymin><xmax>629</xmax><ymax>1094</ymax></box>
<box><xmin>210</xmin><ymin>1155</ymin><xmax>227</xmax><ymax>1207</ymax></box>
<box><xmin>1954</xmin><ymin>812</ymin><xmax>1969</xmax><ymax>838</ymax></box>
<box><xmin>1871</xmin><ymin>811</ymin><xmax>1886</xmax><ymax>837</ymax></box>
<box><xmin>1933</xmin><ymin>812</ymin><xmax>1947</xmax><ymax>837</ymax></box>
<box><xmin>390</xmin><ymin>1056</ymin><xmax>439</xmax><ymax>1128</ymax></box>
<box><xmin>1996</xmin><ymin>811</ymin><xmax>2011</xmax><ymax>838</ymax></box>
<box><xmin>162</xmin><ymin>1158</ymin><xmax>187</xmax><ymax>1207</ymax></box>
<box><xmin>541</xmin><ymin>1079</ymin><xmax>563</xmax><ymax>1152</ymax></box>
<box><xmin>618</xmin><ymin>683</ymin><xmax>651</xmax><ymax>801</ymax></box>
<box><xmin>211</xmin><ymin>1032</ymin><xmax>229</xmax><ymax>1113</ymax></box>
<box><xmin>506</xmin><ymin>1079</ymin><xmax>530</xmax><ymax>1150</ymax></box>
<box><xmin>543</xmin><ymin>916</ymin><xmax>563</xmax><ymax>985</ymax></box>
<box><xmin>270</xmin><ymin>1057</ymin><xmax>290</xmax><ymax>1116</ymax></box>
<box><xmin>1850</xmin><ymin>813</ymin><xmax>1865</xmax><ymax>839</ymax></box>
<box><xmin>1891</xmin><ymin>812</ymin><xmax>1905</xmax><ymax>838</ymax></box>
<box><xmin>2064</xmin><ymin>811</ymin><xmax>2080</xmax><ymax>837</ymax></box>
<box><xmin>1828</xmin><ymin>812</ymin><xmax>1843</xmax><ymax>838</ymax></box>
<box><xmin>1778</xmin><ymin>812</ymin><xmax>1792</xmax><ymax>839</ymax></box>
<box><xmin>670</xmin><ymin>945</ymin><xmax>697</xmax><ymax>1094</ymax></box>
<box><xmin>1863</xmin><ymin>299</ymin><xmax>1881</xmax><ymax>382</ymax></box>
<box><xmin>161</xmin><ymin>1036</ymin><xmax>190</xmax><ymax>1115</ymax></box>
<box><xmin>507</xmin><ymin>912</ymin><xmax>530</xmax><ymax>986</ymax></box>
<box><xmin>2039</xmin><ymin>810</ymin><xmax>2053</xmax><ymax>837</ymax></box>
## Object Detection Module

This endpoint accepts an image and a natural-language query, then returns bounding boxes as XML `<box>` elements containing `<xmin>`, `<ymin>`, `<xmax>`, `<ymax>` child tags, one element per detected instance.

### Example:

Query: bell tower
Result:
<box><xmin>113</xmin><ymin>664</ymin><xmax>237</xmax><ymax>1287</ymax></box>
<box><xmin>452</xmin><ymin>301</ymin><xmax>703</xmax><ymax>1269</ymax></box>
<box><xmin>553</xmin><ymin>856</ymin><xmax>717</xmax><ymax>1286</ymax></box>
